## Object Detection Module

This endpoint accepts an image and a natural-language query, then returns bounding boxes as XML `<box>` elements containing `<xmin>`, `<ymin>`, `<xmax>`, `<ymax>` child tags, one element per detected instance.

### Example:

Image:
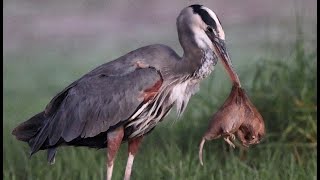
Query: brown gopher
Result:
<box><xmin>199</xmin><ymin>85</ymin><xmax>265</xmax><ymax>165</ymax></box>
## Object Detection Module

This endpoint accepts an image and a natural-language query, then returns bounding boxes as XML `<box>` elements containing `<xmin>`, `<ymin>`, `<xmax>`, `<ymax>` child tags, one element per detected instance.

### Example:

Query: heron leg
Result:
<box><xmin>124</xmin><ymin>136</ymin><xmax>143</xmax><ymax>180</ymax></box>
<box><xmin>106</xmin><ymin>127</ymin><xmax>124</xmax><ymax>180</ymax></box>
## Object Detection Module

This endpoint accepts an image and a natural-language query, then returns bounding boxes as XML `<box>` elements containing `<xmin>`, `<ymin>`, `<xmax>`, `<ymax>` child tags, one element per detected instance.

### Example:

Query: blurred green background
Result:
<box><xmin>3</xmin><ymin>0</ymin><xmax>317</xmax><ymax>180</ymax></box>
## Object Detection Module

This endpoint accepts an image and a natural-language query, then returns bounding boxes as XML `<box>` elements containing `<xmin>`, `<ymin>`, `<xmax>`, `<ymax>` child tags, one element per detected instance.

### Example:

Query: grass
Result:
<box><xmin>3</xmin><ymin>20</ymin><xmax>317</xmax><ymax>180</ymax></box>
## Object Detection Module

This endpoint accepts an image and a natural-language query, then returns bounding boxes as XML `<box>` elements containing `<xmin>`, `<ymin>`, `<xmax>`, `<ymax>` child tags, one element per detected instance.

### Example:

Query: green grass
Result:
<box><xmin>3</xmin><ymin>21</ymin><xmax>316</xmax><ymax>180</ymax></box>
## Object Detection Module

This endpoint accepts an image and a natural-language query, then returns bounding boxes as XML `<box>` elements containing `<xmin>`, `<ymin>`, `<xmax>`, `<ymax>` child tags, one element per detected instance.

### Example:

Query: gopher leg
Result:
<box><xmin>222</xmin><ymin>132</ymin><xmax>236</xmax><ymax>148</ymax></box>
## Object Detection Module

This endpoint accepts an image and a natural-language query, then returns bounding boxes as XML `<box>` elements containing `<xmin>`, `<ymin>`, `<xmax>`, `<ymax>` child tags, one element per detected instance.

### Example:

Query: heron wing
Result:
<box><xmin>44</xmin><ymin>58</ymin><xmax>142</xmax><ymax>117</ymax></box>
<box><xmin>42</xmin><ymin>67</ymin><xmax>162</xmax><ymax>146</ymax></box>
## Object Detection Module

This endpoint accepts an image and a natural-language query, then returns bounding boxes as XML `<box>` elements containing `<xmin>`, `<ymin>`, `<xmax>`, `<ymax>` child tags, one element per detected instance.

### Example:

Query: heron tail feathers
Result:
<box><xmin>47</xmin><ymin>147</ymin><xmax>57</xmax><ymax>164</ymax></box>
<box><xmin>12</xmin><ymin>111</ymin><xmax>46</xmax><ymax>142</ymax></box>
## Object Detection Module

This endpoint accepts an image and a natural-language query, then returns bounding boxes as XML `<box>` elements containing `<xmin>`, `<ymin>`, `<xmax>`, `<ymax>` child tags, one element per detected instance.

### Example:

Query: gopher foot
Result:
<box><xmin>224</xmin><ymin>136</ymin><xmax>236</xmax><ymax>148</ymax></box>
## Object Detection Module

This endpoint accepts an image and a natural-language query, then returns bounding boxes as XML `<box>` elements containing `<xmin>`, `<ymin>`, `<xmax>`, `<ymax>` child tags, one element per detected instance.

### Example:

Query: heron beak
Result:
<box><xmin>212</xmin><ymin>38</ymin><xmax>241</xmax><ymax>87</ymax></box>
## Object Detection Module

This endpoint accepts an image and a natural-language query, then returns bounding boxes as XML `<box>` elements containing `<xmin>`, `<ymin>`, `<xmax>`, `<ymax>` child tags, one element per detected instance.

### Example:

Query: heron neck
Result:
<box><xmin>179</xmin><ymin>38</ymin><xmax>216</xmax><ymax>78</ymax></box>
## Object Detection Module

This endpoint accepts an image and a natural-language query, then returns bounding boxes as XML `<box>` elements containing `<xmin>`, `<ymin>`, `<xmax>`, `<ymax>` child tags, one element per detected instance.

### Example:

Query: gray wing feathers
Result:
<box><xmin>46</xmin><ymin>67</ymin><xmax>161</xmax><ymax>145</ymax></box>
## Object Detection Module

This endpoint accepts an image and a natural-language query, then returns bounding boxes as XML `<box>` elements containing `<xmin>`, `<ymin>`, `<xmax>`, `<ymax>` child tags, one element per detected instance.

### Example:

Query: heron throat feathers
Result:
<box><xmin>192</xmin><ymin>49</ymin><xmax>217</xmax><ymax>79</ymax></box>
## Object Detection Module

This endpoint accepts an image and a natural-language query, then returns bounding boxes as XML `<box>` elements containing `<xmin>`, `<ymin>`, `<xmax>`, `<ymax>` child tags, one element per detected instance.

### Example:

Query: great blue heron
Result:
<box><xmin>12</xmin><ymin>4</ymin><xmax>241</xmax><ymax>180</ymax></box>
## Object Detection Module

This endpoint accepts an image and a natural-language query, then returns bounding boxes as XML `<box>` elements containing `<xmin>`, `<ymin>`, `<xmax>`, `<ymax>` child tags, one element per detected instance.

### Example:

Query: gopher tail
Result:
<box><xmin>199</xmin><ymin>138</ymin><xmax>206</xmax><ymax>166</ymax></box>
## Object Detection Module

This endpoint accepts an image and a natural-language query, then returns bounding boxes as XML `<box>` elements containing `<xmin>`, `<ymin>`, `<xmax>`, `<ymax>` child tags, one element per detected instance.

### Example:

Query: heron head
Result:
<box><xmin>177</xmin><ymin>4</ymin><xmax>241</xmax><ymax>86</ymax></box>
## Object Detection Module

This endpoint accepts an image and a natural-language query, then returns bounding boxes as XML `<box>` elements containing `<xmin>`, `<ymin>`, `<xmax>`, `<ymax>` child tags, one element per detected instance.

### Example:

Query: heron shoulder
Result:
<box><xmin>131</xmin><ymin>44</ymin><xmax>181</xmax><ymax>62</ymax></box>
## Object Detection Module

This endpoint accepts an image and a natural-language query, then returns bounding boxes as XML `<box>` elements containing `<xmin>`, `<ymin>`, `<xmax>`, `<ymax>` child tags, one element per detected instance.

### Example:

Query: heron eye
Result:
<box><xmin>207</xmin><ymin>26</ymin><xmax>213</xmax><ymax>33</ymax></box>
